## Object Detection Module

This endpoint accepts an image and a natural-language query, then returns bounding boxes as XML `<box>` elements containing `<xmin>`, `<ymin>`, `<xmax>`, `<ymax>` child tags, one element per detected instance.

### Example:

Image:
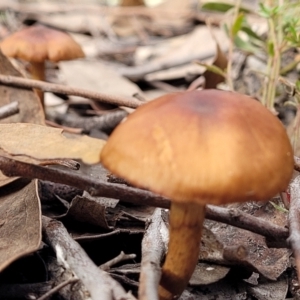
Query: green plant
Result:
<box><xmin>200</xmin><ymin>0</ymin><xmax>300</xmax><ymax>111</ymax></box>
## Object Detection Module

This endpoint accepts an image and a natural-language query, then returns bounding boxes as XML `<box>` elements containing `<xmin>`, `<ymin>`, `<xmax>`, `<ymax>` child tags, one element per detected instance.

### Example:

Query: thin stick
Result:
<box><xmin>45</xmin><ymin>120</ymin><xmax>83</xmax><ymax>134</ymax></box>
<box><xmin>100</xmin><ymin>251</ymin><xmax>136</xmax><ymax>271</ymax></box>
<box><xmin>0</xmin><ymin>101</ymin><xmax>19</xmax><ymax>120</ymax></box>
<box><xmin>0</xmin><ymin>156</ymin><xmax>289</xmax><ymax>244</ymax></box>
<box><xmin>0</xmin><ymin>156</ymin><xmax>170</xmax><ymax>208</ymax></box>
<box><xmin>139</xmin><ymin>208</ymin><xmax>167</xmax><ymax>300</ymax></box>
<box><xmin>42</xmin><ymin>216</ymin><xmax>136</xmax><ymax>300</ymax></box>
<box><xmin>36</xmin><ymin>278</ymin><xmax>79</xmax><ymax>300</ymax></box>
<box><xmin>205</xmin><ymin>205</ymin><xmax>289</xmax><ymax>247</ymax></box>
<box><xmin>38</xmin><ymin>159</ymin><xmax>80</xmax><ymax>170</ymax></box>
<box><xmin>51</xmin><ymin>109</ymin><xmax>128</xmax><ymax>132</ymax></box>
<box><xmin>288</xmin><ymin>175</ymin><xmax>300</xmax><ymax>282</ymax></box>
<box><xmin>0</xmin><ymin>74</ymin><xmax>141</xmax><ymax>109</ymax></box>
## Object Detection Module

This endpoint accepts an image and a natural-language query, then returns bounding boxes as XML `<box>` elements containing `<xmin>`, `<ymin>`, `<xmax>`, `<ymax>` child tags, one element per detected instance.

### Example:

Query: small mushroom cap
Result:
<box><xmin>0</xmin><ymin>25</ymin><xmax>85</xmax><ymax>63</ymax></box>
<box><xmin>101</xmin><ymin>90</ymin><xmax>294</xmax><ymax>205</ymax></box>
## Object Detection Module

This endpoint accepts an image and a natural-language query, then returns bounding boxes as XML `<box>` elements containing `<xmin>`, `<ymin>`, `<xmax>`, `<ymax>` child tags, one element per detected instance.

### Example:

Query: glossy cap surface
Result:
<box><xmin>0</xmin><ymin>25</ymin><xmax>84</xmax><ymax>62</ymax></box>
<box><xmin>101</xmin><ymin>90</ymin><xmax>294</xmax><ymax>205</ymax></box>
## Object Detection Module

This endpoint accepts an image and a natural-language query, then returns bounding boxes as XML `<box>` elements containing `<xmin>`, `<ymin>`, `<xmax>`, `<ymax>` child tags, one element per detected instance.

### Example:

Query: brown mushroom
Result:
<box><xmin>0</xmin><ymin>24</ymin><xmax>85</xmax><ymax>104</ymax></box>
<box><xmin>100</xmin><ymin>89</ymin><xmax>293</xmax><ymax>300</ymax></box>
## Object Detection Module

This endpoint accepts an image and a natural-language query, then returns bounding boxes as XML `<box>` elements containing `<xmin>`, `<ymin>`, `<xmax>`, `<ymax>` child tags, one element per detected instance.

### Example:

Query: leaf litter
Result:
<box><xmin>0</xmin><ymin>0</ymin><xmax>299</xmax><ymax>299</ymax></box>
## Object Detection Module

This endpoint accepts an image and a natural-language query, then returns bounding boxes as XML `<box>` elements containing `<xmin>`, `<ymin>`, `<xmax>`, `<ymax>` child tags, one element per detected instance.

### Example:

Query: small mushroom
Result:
<box><xmin>100</xmin><ymin>89</ymin><xmax>293</xmax><ymax>300</ymax></box>
<box><xmin>0</xmin><ymin>24</ymin><xmax>85</xmax><ymax>104</ymax></box>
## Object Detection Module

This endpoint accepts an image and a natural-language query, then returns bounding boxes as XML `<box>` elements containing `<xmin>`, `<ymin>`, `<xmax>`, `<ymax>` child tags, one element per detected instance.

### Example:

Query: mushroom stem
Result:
<box><xmin>30</xmin><ymin>61</ymin><xmax>45</xmax><ymax>105</ymax></box>
<box><xmin>159</xmin><ymin>202</ymin><xmax>205</xmax><ymax>300</ymax></box>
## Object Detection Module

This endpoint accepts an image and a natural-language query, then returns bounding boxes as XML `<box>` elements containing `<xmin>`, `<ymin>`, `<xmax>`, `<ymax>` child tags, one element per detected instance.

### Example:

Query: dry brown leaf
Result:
<box><xmin>0</xmin><ymin>179</ymin><xmax>41</xmax><ymax>272</ymax></box>
<box><xmin>199</xmin><ymin>226</ymin><xmax>224</xmax><ymax>262</ymax></box>
<box><xmin>59</xmin><ymin>60</ymin><xmax>145</xmax><ymax>104</ymax></box>
<box><xmin>203</xmin><ymin>43</ymin><xmax>228</xmax><ymax>89</ymax></box>
<box><xmin>65</xmin><ymin>193</ymin><xmax>153</xmax><ymax>232</ymax></box>
<box><xmin>0</xmin><ymin>51</ymin><xmax>45</xmax><ymax>186</ymax></box>
<box><xmin>0</xmin><ymin>123</ymin><xmax>105</xmax><ymax>164</ymax></box>
<box><xmin>0</xmin><ymin>51</ymin><xmax>44</xmax><ymax>125</ymax></box>
<box><xmin>206</xmin><ymin>219</ymin><xmax>290</xmax><ymax>280</ymax></box>
<box><xmin>66</xmin><ymin>195</ymin><xmax>113</xmax><ymax>230</ymax></box>
<box><xmin>247</xmin><ymin>278</ymin><xmax>289</xmax><ymax>300</ymax></box>
<box><xmin>190</xmin><ymin>263</ymin><xmax>230</xmax><ymax>286</ymax></box>
<box><xmin>120</xmin><ymin>25</ymin><xmax>228</xmax><ymax>79</ymax></box>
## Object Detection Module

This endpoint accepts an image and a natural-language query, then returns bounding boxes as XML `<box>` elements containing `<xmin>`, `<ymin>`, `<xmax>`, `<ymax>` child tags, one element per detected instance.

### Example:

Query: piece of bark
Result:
<box><xmin>0</xmin><ymin>101</ymin><xmax>19</xmax><ymax>120</ymax></box>
<box><xmin>42</xmin><ymin>216</ymin><xmax>136</xmax><ymax>300</ymax></box>
<box><xmin>51</xmin><ymin>110</ymin><xmax>128</xmax><ymax>133</ymax></box>
<box><xmin>139</xmin><ymin>208</ymin><xmax>168</xmax><ymax>300</ymax></box>
<box><xmin>288</xmin><ymin>175</ymin><xmax>300</xmax><ymax>282</ymax></box>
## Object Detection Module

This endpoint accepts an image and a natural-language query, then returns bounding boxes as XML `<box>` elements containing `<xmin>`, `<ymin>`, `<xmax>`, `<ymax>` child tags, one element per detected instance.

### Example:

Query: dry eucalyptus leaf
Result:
<box><xmin>0</xmin><ymin>179</ymin><xmax>41</xmax><ymax>271</ymax></box>
<box><xmin>0</xmin><ymin>123</ymin><xmax>105</xmax><ymax>164</ymax></box>
<box><xmin>145</xmin><ymin>64</ymin><xmax>206</xmax><ymax>82</ymax></box>
<box><xmin>189</xmin><ymin>263</ymin><xmax>230</xmax><ymax>286</ymax></box>
<box><xmin>119</xmin><ymin>25</ymin><xmax>228</xmax><ymax>79</ymax></box>
<box><xmin>232</xmin><ymin>201</ymin><xmax>288</xmax><ymax>227</ymax></box>
<box><xmin>67</xmin><ymin>193</ymin><xmax>151</xmax><ymax>231</ymax></box>
<box><xmin>206</xmin><ymin>220</ymin><xmax>291</xmax><ymax>280</ymax></box>
<box><xmin>199</xmin><ymin>226</ymin><xmax>224</xmax><ymax>263</ymax></box>
<box><xmin>184</xmin><ymin>280</ymin><xmax>248</xmax><ymax>300</ymax></box>
<box><xmin>66</xmin><ymin>195</ymin><xmax>113</xmax><ymax>230</ymax></box>
<box><xmin>0</xmin><ymin>51</ymin><xmax>44</xmax><ymax>125</ymax></box>
<box><xmin>202</xmin><ymin>43</ymin><xmax>228</xmax><ymax>89</ymax></box>
<box><xmin>33</xmin><ymin>13</ymin><xmax>104</xmax><ymax>34</ymax></box>
<box><xmin>0</xmin><ymin>51</ymin><xmax>45</xmax><ymax>186</ymax></box>
<box><xmin>59</xmin><ymin>60</ymin><xmax>144</xmax><ymax>105</ymax></box>
<box><xmin>247</xmin><ymin>277</ymin><xmax>288</xmax><ymax>300</ymax></box>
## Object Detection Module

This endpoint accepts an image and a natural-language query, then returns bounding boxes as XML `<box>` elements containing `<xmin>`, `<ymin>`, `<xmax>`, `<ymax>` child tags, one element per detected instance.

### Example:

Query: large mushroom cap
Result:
<box><xmin>0</xmin><ymin>24</ymin><xmax>84</xmax><ymax>63</ymax></box>
<box><xmin>101</xmin><ymin>90</ymin><xmax>293</xmax><ymax>205</ymax></box>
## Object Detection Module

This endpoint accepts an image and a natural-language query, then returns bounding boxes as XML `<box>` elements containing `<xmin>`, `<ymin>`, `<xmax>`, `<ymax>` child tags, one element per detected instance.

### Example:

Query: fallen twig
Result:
<box><xmin>205</xmin><ymin>205</ymin><xmax>289</xmax><ymax>247</ymax></box>
<box><xmin>0</xmin><ymin>156</ymin><xmax>169</xmax><ymax>208</ymax></box>
<box><xmin>45</xmin><ymin>120</ymin><xmax>83</xmax><ymax>134</ymax></box>
<box><xmin>37</xmin><ymin>278</ymin><xmax>79</xmax><ymax>300</ymax></box>
<box><xmin>49</xmin><ymin>109</ymin><xmax>128</xmax><ymax>132</ymax></box>
<box><xmin>0</xmin><ymin>156</ymin><xmax>289</xmax><ymax>245</ymax></box>
<box><xmin>139</xmin><ymin>208</ymin><xmax>168</xmax><ymax>300</ymax></box>
<box><xmin>0</xmin><ymin>74</ymin><xmax>141</xmax><ymax>108</ymax></box>
<box><xmin>42</xmin><ymin>216</ymin><xmax>136</xmax><ymax>300</ymax></box>
<box><xmin>0</xmin><ymin>101</ymin><xmax>19</xmax><ymax>120</ymax></box>
<box><xmin>288</xmin><ymin>175</ymin><xmax>300</xmax><ymax>282</ymax></box>
<box><xmin>38</xmin><ymin>159</ymin><xmax>80</xmax><ymax>170</ymax></box>
<box><xmin>100</xmin><ymin>251</ymin><xmax>136</xmax><ymax>271</ymax></box>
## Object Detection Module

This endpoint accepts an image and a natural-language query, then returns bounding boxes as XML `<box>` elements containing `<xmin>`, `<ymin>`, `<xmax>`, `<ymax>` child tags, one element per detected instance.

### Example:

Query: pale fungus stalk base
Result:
<box><xmin>30</xmin><ymin>61</ymin><xmax>45</xmax><ymax>104</ymax></box>
<box><xmin>158</xmin><ymin>202</ymin><xmax>205</xmax><ymax>300</ymax></box>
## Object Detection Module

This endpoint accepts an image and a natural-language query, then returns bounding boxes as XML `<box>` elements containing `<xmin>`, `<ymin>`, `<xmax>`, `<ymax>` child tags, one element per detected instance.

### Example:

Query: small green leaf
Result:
<box><xmin>259</xmin><ymin>3</ymin><xmax>271</xmax><ymax>18</ymax></box>
<box><xmin>233</xmin><ymin>35</ymin><xmax>260</xmax><ymax>53</ymax></box>
<box><xmin>269</xmin><ymin>201</ymin><xmax>288</xmax><ymax>213</ymax></box>
<box><xmin>241</xmin><ymin>25</ymin><xmax>263</xmax><ymax>41</ymax></box>
<box><xmin>202</xmin><ymin>2</ymin><xmax>235</xmax><ymax>12</ymax></box>
<box><xmin>201</xmin><ymin>2</ymin><xmax>250</xmax><ymax>13</ymax></box>
<box><xmin>196</xmin><ymin>62</ymin><xmax>227</xmax><ymax>78</ymax></box>
<box><xmin>231</xmin><ymin>13</ymin><xmax>244</xmax><ymax>37</ymax></box>
<box><xmin>267</xmin><ymin>41</ymin><xmax>274</xmax><ymax>56</ymax></box>
<box><xmin>295</xmin><ymin>80</ymin><xmax>300</xmax><ymax>91</ymax></box>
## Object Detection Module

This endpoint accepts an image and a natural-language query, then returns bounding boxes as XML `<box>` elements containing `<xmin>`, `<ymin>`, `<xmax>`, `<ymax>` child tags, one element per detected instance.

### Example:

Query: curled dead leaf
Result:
<box><xmin>0</xmin><ymin>123</ymin><xmax>105</xmax><ymax>164</ymax></box>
